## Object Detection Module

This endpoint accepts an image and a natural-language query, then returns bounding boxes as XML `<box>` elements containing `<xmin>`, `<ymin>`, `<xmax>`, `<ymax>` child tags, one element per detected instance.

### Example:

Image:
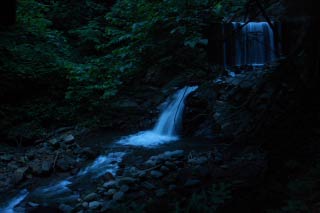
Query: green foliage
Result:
<box><xmin>0</xmin><ymin>0</ymin><xmax>230</xmax><ymax>143</ymax></box>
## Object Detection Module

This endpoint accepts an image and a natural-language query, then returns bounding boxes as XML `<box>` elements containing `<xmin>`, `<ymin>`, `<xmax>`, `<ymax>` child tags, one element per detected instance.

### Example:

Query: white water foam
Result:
<box><xmin>0</xmin><ymin>189</ymin><xmax>29</xmax><ymax>213</ymax></box>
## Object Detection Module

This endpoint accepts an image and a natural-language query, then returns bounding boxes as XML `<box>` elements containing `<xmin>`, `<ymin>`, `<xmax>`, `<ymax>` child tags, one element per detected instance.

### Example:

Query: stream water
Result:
<box><xmin>0</xmin><ymin>86</ymin><xmax>201</xmax><ymax>212</ymax></box>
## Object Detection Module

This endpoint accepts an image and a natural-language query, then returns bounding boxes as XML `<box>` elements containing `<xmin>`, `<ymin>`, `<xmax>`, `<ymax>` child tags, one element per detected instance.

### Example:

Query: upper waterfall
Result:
<box><xmin>224</xmin><ymin>22</ymin><xmax>279</xmax><ymax>66</ymax></box>
<box><xmin>234</xmin><ymin>22</ymin><xmax>276</xmax><ymax>65</ymax></box>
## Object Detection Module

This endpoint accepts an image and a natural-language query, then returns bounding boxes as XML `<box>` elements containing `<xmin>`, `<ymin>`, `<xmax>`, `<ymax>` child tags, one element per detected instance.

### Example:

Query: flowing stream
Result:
<box><xmin>0</xmin><ymin>86</ymin><xmax>198</xmax><ymax>212</ymax></box>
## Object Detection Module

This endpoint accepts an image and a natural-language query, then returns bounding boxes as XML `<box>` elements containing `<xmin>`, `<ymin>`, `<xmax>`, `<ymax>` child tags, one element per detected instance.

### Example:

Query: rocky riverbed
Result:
<box><xmin>1</xmin><ymin>131</ymin><xmax>266</xmax><ymax>213</ymax></box>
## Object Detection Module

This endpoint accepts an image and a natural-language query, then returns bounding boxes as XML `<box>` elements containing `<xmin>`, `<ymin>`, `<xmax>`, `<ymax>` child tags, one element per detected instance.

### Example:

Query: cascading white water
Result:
<box><xmin>0</xmin><ymin>189</ymin><xmax>28</xmax><ymax>213</ymax></box>
<box><xmin>0</xmin><ymin>86</ymin><xmax>198</xmax><ymax>210</ymax></box>
<box><xmin>231</xmin><ymin>22</ymin><xmax>276</xmax><ymax>66</ymax></box>
<box><xmin>117</xmin><ymin>86</ymin><xmax>198</xmax><ymax>147</ymax></box>
<box><xmin>0</xmin><ymin>152</ymin><xmax>125</xmax><ymax>210</ymax></box>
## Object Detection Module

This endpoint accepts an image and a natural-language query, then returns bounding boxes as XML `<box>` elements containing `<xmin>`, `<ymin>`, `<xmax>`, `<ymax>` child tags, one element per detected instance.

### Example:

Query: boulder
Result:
<box><xmin>103</xmin><ymin>180</ymin><xmax>118</xmax><ymax>189</ymax></box>
<box><xmin>118</xmin><ymin>177</ymin><xmax>136</xmax><ymax>185</ymax></box>
<box><xmin>113</xmin><ymin>191</ymin><xmax>124</xmax><ymax>201</ymax></box>
<box><xmin>89</xmin><ymin>201</ymin><xmax>102</xmax><ymax>210</ymax></box>
<box><xmin>150</xmin><ymin>170</ymin><xmax>163</xmax><ymax>178</ymax></box>
<box><xmin>13</xmin><ymin>167</ymin><xmax>29</xmax><ymax>183</ymax></box>
<box><xmin>83</xmin><ymin>193</ymin><xmax>98</xmax><ymax>202</ymax></box>
<box><xmin>184</xmin><ymin>179</ymin><xmax>201</xmax><ymax>187</ymax></box>
<box><xmin>63</xmin><ymin>134</ymin><xmax>75</xmax><ymax>144</ymax></box>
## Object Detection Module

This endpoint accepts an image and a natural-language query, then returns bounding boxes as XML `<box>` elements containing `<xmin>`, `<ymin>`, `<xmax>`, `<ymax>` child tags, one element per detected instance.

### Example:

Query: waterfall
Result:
<box><xmin>226</xmin><ymin>22</ymin><xmax>277</xmax><ymax>66</ymax></box>
<box><xmin>117</xmin><ymin>86</ymin><xmax>198</xmax><ymax>147</ymax></box>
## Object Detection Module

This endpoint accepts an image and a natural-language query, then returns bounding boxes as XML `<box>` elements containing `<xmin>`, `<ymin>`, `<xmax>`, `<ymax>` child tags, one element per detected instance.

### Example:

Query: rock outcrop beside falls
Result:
<box><xmin>183</xmin><ymin>66</ymin><xmax>279</xmax><ymax>140</ymax></box>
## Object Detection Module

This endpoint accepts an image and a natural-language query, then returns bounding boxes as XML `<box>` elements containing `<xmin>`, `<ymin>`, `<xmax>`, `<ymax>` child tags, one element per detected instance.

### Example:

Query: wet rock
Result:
<box><xmin>197</xmin><ymin>166</ymin><xmax>210</xmax><ymax>177</ymax></box>
<box><xmin>104</xmin><ymin>188</ymin><xmax>117</xmax><ymax>197</ymax></box>
<box><xmin>26</xmin><ymin>152</ymin><xmax>35</xmax><ymax>160</ymax></box>
<box><xmin>0</xmin><ymin>154</ymin><xmax>13</xmax><ymax>162</ymax></box>
<box><xmin>63</xmin><ymin>134</ymin><xmax>75</xmax><ymax>144</ymax></box>
<box><xmin>141</xmin><ymin>181</ymin><xmax>156</xmax><ymax>190</ymax></box>
<box><xmin>156</xmin><ymin>189</ymin><xmax>167</xmax><ymax>197</ymax></box>
<box><xmin>169</xmin><ymin>184</ymin><xmax>177</xmax><ymax>191</ymax></box>
<box><xmin>188</xmin><ymin>156</ymin><xmax>208</xmax><ymax>165</ymax></box>
<box><xmin>103</xmin><ymin>180</ymin><xmax>118</xmax><ymax>189</ymax></box>
<box><xmin>89</xmin><ymin>201</ymin><xmax>102</xmax><ymax>210</ymax></box>
<box><xmin>29</xmin><ymin>206</ymin><xmax>63</xmax><ymax>213</ymax></box>
<box><xmin>56</xmin><ymin>156</ymin><xmax>76</xmax><ymax>172</ymax></box>
<box><xmin>59</xmin><ymin>204</ymin><xmax>73</xmax><ymax>213</ymax></box>
<box><xmin>160</xmin><ymin>166</ymin><xmax>170</xmax><ymax>173</ymax></box>
<box><xmin>48</xmin><ymin>138</ymin><xmax>60</xmax><ymax>148</ymax></box>
<box><xmin>184</xmin><ymin>179</ymin><xmax>201</xmax><ymax>187</ymax></box>
<box><xmin>150</xmin><ymin>170</ymin><xmax>163</xmax><ymax>178</ymax></box>
<box><xmin>137</xmin><ymin>171</ymin><xmax>147</xmax><ymax>179</ymax></box>
<box><xmin>101</xmin><ymin>200</ymin><xmax>115</xmax><ymax>212</ymax></box>
<box><xmin>118</xmin><ymin>177</ymin><xmax>136</xmax><ymax>185</ymax></box>
<box><xmin>8</xmin><ymin>161</ymin><xmax>19</xmax><ymax>170</ymax></box>
<box><xmin>83</xmin><ymin>192</ymin><xmax>98</xmax><ymax>202</ymax></box>
<box><xmin>164</xmin><ymin>161</ymin><xmax>176</xmax><ymax>169</ymax></box>
<box><xmin>41</xmin><ymin>160</ymin><xmax>52</xmax><ymax>175</ymax></box>
<box><xmin>102</xmin><ymin>172</ymin><xmax>115</xmax><ymax>182</ymax></box>
<box><xmin>162</xmin><ymin>150</ymin><xmax>184</xmax><ymax>159</ymax></box>
<box><xmin>27</xmin><ymin>202</ymin><xmax>39</xmax><ymax>207</ymax></box>
<box><xmin>145</xmin><ymin>159</ymin><xmax>159</xmax><ymax>167</ymax></box>
<box><xmin>113</xmin><ymin>191</ymin><xmax>124</xmax><ymax>201</ymax></box>
<box><xmin>13</xmin><ymin>167</ymin><xmax>29</xmax><ymax>183</ymax></box>
<box><xmin>82</xmin><ymin>202</ymin><xmax>89</xmax><ymax>208</ymax></box>
<box><xmin>79</xmin><ymin>147</ymin><xmax>96</xmax><ymax>159</ymax></box>
<box><xmin>120</xmin><ymin>184</ymin><xmax>129</xmax><ymax>192</ymax></box>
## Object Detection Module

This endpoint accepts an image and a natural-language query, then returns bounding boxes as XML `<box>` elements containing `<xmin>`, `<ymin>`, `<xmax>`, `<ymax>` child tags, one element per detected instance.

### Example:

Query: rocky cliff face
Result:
<box><xmin>183</xmin><ymin>65</ymin><xmax>280</xmax><ymax>140</ymax></box>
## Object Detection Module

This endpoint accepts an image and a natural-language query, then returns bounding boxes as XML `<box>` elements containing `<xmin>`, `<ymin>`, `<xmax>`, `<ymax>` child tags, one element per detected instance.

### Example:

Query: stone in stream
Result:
<box><xmin>89</xmin><ymin>201</ymin><xmax>102</xmax><ymax>210</ymax></box>
<box><xmin>188</xmin><ymin>156</ymin><xmax>208</xmax><ymax>165</ymax></box>
<box><xmin>120</xmin><ymin>184</ymin><xmax>130</xmax><ymax>192</ymax></box>
<box><xmin>13</xmin><ymin>167</ymin><xmax>29</xmax><ymax>183</ymax></box>
<box><xmin>113</xmin><ymin>191</ymin><xmax>124</xmax><ymax>201</ymax></box>
<box><xmin>59</xmin><ymin>204</ymin><xmax>73</xmax><ymax>213</ymax></box>
<box><xmin>137</xmin><ymin>171</ymin><xmax>147</xmax><ymax>179</ymax></box>
<box><xmin>156</xmin><ymin>189</ymin><xmax>167</xmax><ymax>197</ymax></box>
<box><xmin>118</xmin><ymin>177</ymin><xmax>136</xmax><ymax>185</ymax></box>
<box><xmin>41</xmin><ymin>160</ymin><xmax>52</xmax><ymax>175</ymax></box>
<box><xmin>104</xmin><ymin>188</ymin><xmax>117</xmax><ymax>197</ymax></box>
<box><xmin>164</xmin><ymin>161</ymin><xmax>176</xmax><ymax>169</ymax></box>
<box><xmin>141</xmin><ymin>181</ymin><xmax>156</xmax><ymax>190</ymax></box>
<box><xmin>160</xmin><ymin>166</ymin><xmax>170</xmax><ymax>173</ymax></box>
<box><xmin>103</xmin><ymin>180</ymin><xmax>118</xmax><ymax>189</ymax></box>
<box><xmin>145</xmin><ymin>150</ymin><xmax>184</xmax><ymax>167</ymax></box>
<box><xmin>48</xmin><ymin>138</ymin><xmax>60</xmax><ymax>148</ymax></box>
<box><xmin>162</xmin><ymin>150</ymin><xmax>184</xmax><ymax>159</ymax></box>
<box><xmin>0</xmin><ymin>154</ymin><xmax>13</xmax><ymax>162</ymax></box>
<box><xmin>184</xmin><ymin>179</ymin><xmax>201</xmax><ymax>187</ymax></box>
<box><xmin>102</xmin><ymin>172</ymin><xmax>115</xmax><ymax>181</ymax></box>
<box><xmin>28</xmin><ymin>159</ymin><xmax>53</xmax><ymax>176</ymax></box>
<box><xmin>82</xmin><ymin>202</ymin><xmax>89</xmax><ymax>208</ymax></box>
<box><xmin>63</xmin><ymin>134</ymin><xmax>75</xmax><ymax>144</ymax></box>
<box><xmin>101</xmin><ymin>200</ymin><xmax>116</xmax><ymax>212</ymax></box>
<box><xmin>150</xmin><ymin>170</ymin><xmax>163</xmax><ymax>178</ymax></box>
<box><xmin>56</xmin><ymin>156</ymin><xmax>76</xmax><ymax>172</ymax></box>
<box><xmin>27</xmin><ymin>202</ymin><xmax>40</xmax><ymax>207</ymax></box>
<box><xmin>79</xmin><ymin>147</ymin><xmax>96</xmax><ymax>159</ymax></box>
<box><xmin>83</xmin><ymin>192</ymin><xmax>98</xmax><ymax>202</ymax></box>
<box><xmin>169</xmin><ymin>184</ymin><xmax>177</xmax><ymax>191</ymax></box>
